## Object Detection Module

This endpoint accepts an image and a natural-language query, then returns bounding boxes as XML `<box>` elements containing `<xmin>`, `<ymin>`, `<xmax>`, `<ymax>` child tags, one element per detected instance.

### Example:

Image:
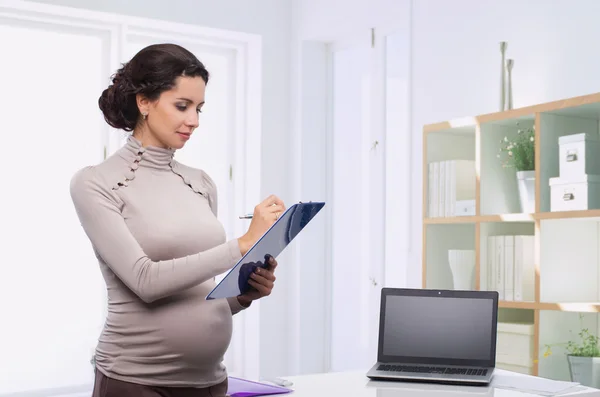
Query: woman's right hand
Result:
<box><xmin>238</xmin><ymin>195</ymin><xmax>286</xmax><ymax>255</ymax></box>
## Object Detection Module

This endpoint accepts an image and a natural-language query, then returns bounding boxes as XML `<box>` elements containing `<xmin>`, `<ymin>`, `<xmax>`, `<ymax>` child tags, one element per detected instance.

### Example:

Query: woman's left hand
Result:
<box><xmin>237</xmin><ymin>255</ymin><xmax>278</xmax><ymax>307</ymax></box>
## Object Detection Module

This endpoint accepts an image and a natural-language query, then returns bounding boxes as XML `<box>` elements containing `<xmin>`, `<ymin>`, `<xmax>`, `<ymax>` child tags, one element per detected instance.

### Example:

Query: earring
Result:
<box><xmin>142</xmin><ymin>112</ymin><xmax>147</xmax><ymax>120</ymax></box>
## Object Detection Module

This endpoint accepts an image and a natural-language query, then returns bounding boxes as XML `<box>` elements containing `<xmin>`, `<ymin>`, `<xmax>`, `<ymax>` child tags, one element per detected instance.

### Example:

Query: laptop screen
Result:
<box><xmin>379</xmin><ymin>290</ymin><xmax>497</xmax><ymax>366</ymax></box>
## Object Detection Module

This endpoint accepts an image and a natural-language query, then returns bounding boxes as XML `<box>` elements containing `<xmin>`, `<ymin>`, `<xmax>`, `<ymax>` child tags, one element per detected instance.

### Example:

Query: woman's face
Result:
<box><xmin>136</xmin><ymin>75</ymin><xmax>206</xmax><ymax>149</ymax></box>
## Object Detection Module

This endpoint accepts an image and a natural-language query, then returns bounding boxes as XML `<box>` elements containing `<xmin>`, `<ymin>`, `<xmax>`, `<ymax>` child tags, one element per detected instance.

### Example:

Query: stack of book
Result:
<box><xmin>484</xmin><ymin>235</ymin><xmax>535</xmax><ymax>301</ymax></box>
<box><xmin>428</xmin><ymin>159</ymin><xmax>476</xmax><ymax>217</ymax></box>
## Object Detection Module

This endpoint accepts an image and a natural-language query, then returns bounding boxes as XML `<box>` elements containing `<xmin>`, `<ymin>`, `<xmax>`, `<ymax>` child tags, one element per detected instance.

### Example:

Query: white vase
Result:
<box><xmin>568</xmin><ymin>356</ymin><xmax>600</xmax><ymax>388</ymax></box>
<box><xmin>448</xmin><ymin>250</ymin><xmax>475</xmax><ymax>290</ymax></box>
<box><xmin>517</xmin><ymin>170</ymin><xmax>535</xmax><ymax>213</ymax></box>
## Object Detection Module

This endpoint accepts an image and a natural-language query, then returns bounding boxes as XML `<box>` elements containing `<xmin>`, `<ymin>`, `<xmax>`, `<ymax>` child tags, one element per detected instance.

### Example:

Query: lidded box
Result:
<box><xmin>496</xmin><ymin>322</ymin><xmax>535</xmax><ymax>375</ymax></box>
<box><xmin>558</xmin><ymin>132</ymin><xmax>600</xmax><ymax>179</ymax></box>
<box><xmin>549</xmin><ymin>174</ymin><xmax>600</xmax><ymax>211</ymax></box>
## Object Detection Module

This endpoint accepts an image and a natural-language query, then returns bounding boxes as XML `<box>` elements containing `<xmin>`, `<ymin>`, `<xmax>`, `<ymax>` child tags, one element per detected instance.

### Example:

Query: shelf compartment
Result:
<box><xmin>425</xmin><ymin>125</ymin><xmax>476</xmax><ymax>219</ymax></box>
<box><xmin>538</xmin><ymin>311</ymin><xmax>600</xmax><ymax>382</ymax></box>
<box><xmin>480</xmin><ymin>114</ymin><xmax>536</xmax><ymax>216</ymax></box>
<box><xmin>424</xmin><ymin>223</ymin><xmax>475</xmax><ymax>290</ymax></box>
<box><xmin>479</xmin><ymin>222</ymin><xmax>535</xmax><ymax>303</ymax></box>
<box><xmin>496</xmin><ymin>312</ymin><xmax>536</xmax><ymax>376</ymax></box>
<box><xmin>539</xmin><ymin>110</ymin><xmax>600</xmax><ymax>213</ymax></box>
<box><xmin>540</xmin><ymin>217</ymin><xmax>600</xmax><ymax>304</ymax></box>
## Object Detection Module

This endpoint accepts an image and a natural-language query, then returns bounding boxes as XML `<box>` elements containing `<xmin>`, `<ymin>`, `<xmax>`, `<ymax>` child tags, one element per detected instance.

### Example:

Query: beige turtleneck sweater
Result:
<box><xmin>69</xmin><ymin>135</ymin><xmax>247</xmax><ymax>388</ymax></box>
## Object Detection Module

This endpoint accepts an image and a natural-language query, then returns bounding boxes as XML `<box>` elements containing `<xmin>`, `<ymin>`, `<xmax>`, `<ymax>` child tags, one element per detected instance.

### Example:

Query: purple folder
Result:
<box><xmin>227</xmin><ymin>376</ymin><xmax>293</xmax><ymax>397</ymax></box>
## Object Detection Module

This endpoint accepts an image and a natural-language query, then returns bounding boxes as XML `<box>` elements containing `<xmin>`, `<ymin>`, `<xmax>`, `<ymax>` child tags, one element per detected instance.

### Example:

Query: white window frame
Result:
<box><xmin>0</xmin><ymin>0</ymin><xmax>263</xmax><ymax>389</ymax></box>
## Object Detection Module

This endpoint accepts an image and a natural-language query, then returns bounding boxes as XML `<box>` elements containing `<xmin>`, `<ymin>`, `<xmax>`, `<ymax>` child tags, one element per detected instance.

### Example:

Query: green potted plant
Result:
<box><xmin>497</xmin><ymin>122</ymin><xmax>535</xmax><ymax>213</ymax></box>
<box><xmin>543</xmin><ymin>314</ymin><xmax>600</xmax><ymax>388</ymax></box>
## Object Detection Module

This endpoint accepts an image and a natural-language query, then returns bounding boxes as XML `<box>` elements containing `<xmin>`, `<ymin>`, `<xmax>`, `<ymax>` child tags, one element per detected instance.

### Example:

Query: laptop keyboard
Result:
<box><xmin>377</xmin><ymin>364</ymin><xmax>488</xmax><ymax>376</ymax></box>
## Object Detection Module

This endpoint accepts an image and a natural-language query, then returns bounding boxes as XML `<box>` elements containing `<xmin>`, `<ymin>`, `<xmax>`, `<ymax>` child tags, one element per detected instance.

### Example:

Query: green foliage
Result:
<box><xmin>497</xmin><ymin>122</ymin><xmax>535</xmax><ymax>172</ymax></box>
<box><xmin>543</xmin><ymin>314</ymin><xmax>600</xmax><ymax>358</ymax></box>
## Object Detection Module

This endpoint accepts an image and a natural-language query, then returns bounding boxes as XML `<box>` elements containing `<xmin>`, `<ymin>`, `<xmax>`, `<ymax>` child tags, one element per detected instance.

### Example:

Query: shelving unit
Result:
<box><xmin>423</xmin><ymin>92</ymin><xmax>600</xmax><ymax>380</ymax></box>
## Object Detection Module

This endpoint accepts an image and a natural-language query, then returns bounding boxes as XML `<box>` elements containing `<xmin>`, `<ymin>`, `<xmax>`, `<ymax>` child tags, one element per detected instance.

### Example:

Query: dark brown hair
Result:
<box><xmin>98</xmin><ymin>43</ymin><xmax>210</xmax><ymax>131</ymax></box>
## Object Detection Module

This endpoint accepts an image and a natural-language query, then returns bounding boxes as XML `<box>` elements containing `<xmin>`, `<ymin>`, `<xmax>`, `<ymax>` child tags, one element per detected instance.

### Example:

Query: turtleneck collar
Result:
<box><xmin>119</xmin><ymin>135</ymin><xmax>175</xmax><ymax>171</ymax></box>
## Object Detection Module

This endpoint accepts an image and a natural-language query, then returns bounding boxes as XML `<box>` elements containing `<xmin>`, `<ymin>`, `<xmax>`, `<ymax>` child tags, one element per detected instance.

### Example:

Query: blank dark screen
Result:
<box><xmin>382</xmin><ymin>295</ymin><xmax>493</xmax><ymax>361</ymax></box>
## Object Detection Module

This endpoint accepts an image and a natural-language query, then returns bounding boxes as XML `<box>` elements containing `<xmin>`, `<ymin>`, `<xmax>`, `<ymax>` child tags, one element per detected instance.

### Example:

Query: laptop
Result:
<box><xmin>366</xmin><ymin>287</ymin><xmax>499</xmax><ymax>386</ymax></box>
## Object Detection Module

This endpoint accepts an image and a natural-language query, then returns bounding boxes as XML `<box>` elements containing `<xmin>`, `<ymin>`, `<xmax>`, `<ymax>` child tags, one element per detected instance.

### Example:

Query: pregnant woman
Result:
<box><xmin>70</xmin><ymin>43</ymin><xmax>284</xmax><ymax>397</ymax></box>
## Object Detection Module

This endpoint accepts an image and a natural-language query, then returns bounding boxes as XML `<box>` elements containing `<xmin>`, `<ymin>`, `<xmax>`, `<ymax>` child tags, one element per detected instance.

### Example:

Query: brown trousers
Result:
<box><xmin>92</xmin><ymin>368</ymin><xmax>229</xmax><ymax>397</ymax></box>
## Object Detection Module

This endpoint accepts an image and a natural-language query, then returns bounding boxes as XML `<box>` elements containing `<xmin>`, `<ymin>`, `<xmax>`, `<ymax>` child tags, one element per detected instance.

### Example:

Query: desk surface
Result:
<box><xmin>282</xmin><ymin>369</ymin><xmax>600</xmax><ymax>396</ymax></box>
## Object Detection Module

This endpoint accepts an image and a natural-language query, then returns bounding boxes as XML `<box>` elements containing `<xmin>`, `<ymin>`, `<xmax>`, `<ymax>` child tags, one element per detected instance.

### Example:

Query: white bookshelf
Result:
<box><xmin>423</xmin><ymin>92</ymin><xmax>600</xmax><ymax>380</ymax></box>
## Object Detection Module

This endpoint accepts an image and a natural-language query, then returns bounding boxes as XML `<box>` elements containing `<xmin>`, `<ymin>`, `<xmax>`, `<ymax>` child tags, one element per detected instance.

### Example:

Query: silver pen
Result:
<box><xmin>239</xmin><ymin>201</ymin><xmax>289</xmax><ymax>219</ymax></box>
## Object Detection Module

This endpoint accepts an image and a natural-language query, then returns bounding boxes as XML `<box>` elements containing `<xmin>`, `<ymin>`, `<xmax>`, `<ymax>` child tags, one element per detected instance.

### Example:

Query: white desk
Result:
<box><xmin>282</xmin><ymin>369</ymin><xmax>600</xmax><ymax>396</ymax></box>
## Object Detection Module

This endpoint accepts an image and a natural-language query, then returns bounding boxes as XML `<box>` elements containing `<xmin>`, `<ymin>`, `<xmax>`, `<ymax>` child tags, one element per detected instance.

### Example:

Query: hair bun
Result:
<box><xmin>98</xmin><ymin>66</ymin><xmax>138</xmax><ymax>131</ymax></box>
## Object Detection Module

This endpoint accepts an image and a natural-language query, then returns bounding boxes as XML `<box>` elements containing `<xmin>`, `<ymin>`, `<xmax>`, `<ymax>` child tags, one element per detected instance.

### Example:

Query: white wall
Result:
<box><xmin>25</xmin><ymin>0</ymin><xmax>295</xmax><ymax>380</ymax></box>
<box><xmin>295</xmin><ymin>0</ymin><xmax>407</xmax><ymax>41</ymax></box>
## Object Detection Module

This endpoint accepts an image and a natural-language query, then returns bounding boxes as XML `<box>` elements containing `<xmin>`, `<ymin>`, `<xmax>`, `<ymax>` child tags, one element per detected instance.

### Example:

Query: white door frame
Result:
<box><xmin>0</xmin><ymin>0</ymin><xmax>263</xmax><ymax>384</ymax></box>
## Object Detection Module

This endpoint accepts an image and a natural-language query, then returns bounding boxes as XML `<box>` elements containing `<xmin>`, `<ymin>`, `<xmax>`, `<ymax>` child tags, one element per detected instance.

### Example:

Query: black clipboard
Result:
<box><xmin>206</xmin><ymin>201</ymin><xmax>326</xmax><ymax>300</ymax></box>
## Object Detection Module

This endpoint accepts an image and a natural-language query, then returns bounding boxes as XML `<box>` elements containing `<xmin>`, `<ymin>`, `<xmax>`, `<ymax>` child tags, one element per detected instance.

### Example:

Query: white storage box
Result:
<box><xmin>496</xmin><ymin>360</ymin><xmax>534</xmax><ymax>375</ymax></box>
<box><xmin>558</xmin><ymin>133</ymin><xmax>600</xmax><ymax>179</ymax></box>
<box><xmin>549</xmin><ymin>174</ymin><xmax>600</xmax><ymax>211</ymax></box>
<box><xmin>455</xmin><ymin>199</ymin><xmax>476</xmax><ymax>216</ymax></box>
<box><xmin>496</xmin><ymin>322</ymin><xmax>534</xmax><ymax>375</ymax></box>
<box><xmin>496</xmin><ymin>322</ymin><xmax>534</xmax><ymax>358</ymax></box>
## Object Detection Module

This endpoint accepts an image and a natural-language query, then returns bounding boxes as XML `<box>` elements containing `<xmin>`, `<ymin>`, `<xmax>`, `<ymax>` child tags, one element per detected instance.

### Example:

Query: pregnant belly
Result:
<box><xmin>157</xmin><ymin>292</ymin><xmax>233</xmax><ymax>365</ymax></box>
<box><xmin>103</xmin><ymin>285</ymin><xmax>233</xmax><ymax>370</ymax></box>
